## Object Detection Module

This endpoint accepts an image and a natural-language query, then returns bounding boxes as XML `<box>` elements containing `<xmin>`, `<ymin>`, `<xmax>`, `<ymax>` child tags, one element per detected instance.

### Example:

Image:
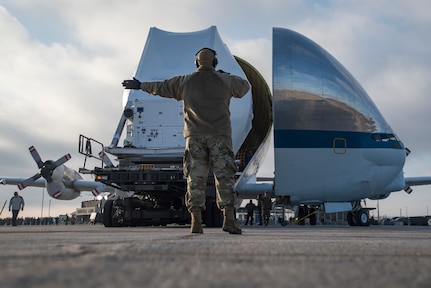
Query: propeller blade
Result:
<box><xmin>52</xmin><ymin>154</ymin><xmax>72</xmax><ymax>168</ymax></box>
<box><xmin>18</xmin><ymin>173</ymin><xmax>42</xmax><ymax>190</ymax></box>
<box><xmin>29</xmin><ymin>146</ymin><xmax>44</xmax><ymax>168</ymax></box>
<box><xmin>98</xmin><ymin>151</ymin><xmax>114</xmax><ymax>168</ymax></box>
<box><xmin>92</xmin><ymin>187</ymin><xmax>101</xmax><ymax>197</ymax></box>
<box><xmin>20</xmin><ymin>146</ymin><xmax>72</xmax><ymax>192</ymax></box>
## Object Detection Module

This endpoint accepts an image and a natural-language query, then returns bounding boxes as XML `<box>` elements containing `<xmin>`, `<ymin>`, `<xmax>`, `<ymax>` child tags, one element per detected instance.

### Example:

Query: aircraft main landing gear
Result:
<box><xmin>296</xmin><ymin>205</ymin><xmax>318</xmax><ymax>225</ymax></box>
<box><xmin>347</xmin><ymin>207</ymin><xmax>370</xmax><ymax>226</ymax></box>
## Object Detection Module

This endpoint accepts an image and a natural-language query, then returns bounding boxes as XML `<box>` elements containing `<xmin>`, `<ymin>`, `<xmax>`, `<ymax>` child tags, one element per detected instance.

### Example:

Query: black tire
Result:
<box><xmin>103</xmin><ymin>200</ymin><xmax>113</xmax><ymax>227</ymax></box>
<box><xmin>297</xmin><ymin>206</ymin><xmax>307</xmax><ymax>225</ymax></box>
<box><xmin>204</xmin><ymin>197</ymin><xmax>223</xmax><ymax>227</ymax></box>
<box><xmin>213</xmin><ymin>204</ymin><xmax>223</xmax><ymax>227</ymax></box>
<box><xmin>356</xmin><ymin>210</ymin><xmax>370</xmax><ymax>226</ymax></box>
<box><xmin>309</xmin><ymin>208</ymin><xmax>317</xmax><ymax>225</ymax></box>
<box><xmin>204</xmin><ymin>200</ymin><xmax>213</xmax><ymax>227</ymax></box>
<box><xmin>347</xmin><ymin>211</ymin><xmax>357</xmax><ymax>226</ymax></box>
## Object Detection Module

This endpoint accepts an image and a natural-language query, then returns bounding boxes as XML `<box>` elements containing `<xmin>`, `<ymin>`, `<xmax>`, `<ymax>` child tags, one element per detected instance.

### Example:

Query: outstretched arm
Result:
<box><xmin>122</xmin><ymin>76</ymin><xmax>184</xmax><ymax>101</ymax></box>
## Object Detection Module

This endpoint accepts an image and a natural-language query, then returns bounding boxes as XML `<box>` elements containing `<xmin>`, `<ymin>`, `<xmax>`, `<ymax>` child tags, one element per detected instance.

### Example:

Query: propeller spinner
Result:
<box><xmin>18</xmin><ymin>146</ymin><xmax>71</xmax><ymax>190</ymax></box>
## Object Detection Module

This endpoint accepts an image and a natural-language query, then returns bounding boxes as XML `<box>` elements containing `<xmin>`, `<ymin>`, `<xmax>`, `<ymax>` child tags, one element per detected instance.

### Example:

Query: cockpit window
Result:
<box><xmin>372</xmin><ymin>133</ymin><xmax>397</xmax><ymax>142</ymax></box>
<box><xmin>371</xmin><ymin>133</ymin><xmax>381</xmax><ymax>141</ymax></box>
<box><xmin>371</xmin><ymin>133</ymin><xmax>403</xmax><ymax>148</ymax></box>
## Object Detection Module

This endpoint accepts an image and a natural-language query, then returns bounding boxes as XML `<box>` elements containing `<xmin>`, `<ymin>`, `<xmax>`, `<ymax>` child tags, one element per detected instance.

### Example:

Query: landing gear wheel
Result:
<box><xmin>278</xmin><ymin>217</ymin><xmax>288</xmax><ymax>226</ymax></box>
<box><xmin>355</xmin><ymin>210</ymin><xmax>370</xmax><ymax>226</ymax></box>
<box><xmin>309</xmin><ymin>208</ymin><xmax>317</xmax><ymax>225</ymax></box>
<box><xmin>297</xmin><ymin>206</ymin><xmax>307</xmax><ymax>225</ymax></box>
<box><xmin>347</xmin><ymin>211</ymin><xmax>358</xmax><ymax>226</ymax></box>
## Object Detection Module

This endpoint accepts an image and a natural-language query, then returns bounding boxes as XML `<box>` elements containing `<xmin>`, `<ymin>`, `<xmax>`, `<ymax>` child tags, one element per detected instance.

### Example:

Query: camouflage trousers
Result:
<box><xmin>183</xmin><ymin>135</ymin><xmax>237</xmax><ymax>212</ymax></box>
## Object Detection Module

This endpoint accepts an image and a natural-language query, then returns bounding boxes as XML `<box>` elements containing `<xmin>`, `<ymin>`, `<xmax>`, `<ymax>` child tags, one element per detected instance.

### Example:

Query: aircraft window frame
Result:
<box><xmin>333</xmin><ymin>137</ymin><xmax>346</xmax><ymax>154</ymax></box>
<box><xmin>371</xmin><ymin>133</ymin><xmax>399</xmax><ymax>142</ymax></box>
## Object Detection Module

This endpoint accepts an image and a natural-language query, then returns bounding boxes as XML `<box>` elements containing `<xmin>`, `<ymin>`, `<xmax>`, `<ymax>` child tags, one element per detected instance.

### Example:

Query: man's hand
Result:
<box><xmin>122</xmin><ymin>77</ymin><xmax>142</xmax><ymax>90</ymax></box>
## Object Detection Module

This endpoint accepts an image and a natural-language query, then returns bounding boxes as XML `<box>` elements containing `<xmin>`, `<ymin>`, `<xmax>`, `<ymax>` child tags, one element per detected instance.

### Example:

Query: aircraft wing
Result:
<box><xmin>71</xmin><ymin>180</ymin><xmax>115</xmax><ymax>193</ymax></box>
<box><xmin>0</xmin><ymin>177</ymin><xmax>114</xmax><ymax>193</ymax></box>
<box><xmin>405</xmin><ymin>177</ymin><xmax>431</xmax><ymax>186</ymax></box>
<box><xmin>0</xmin><ymin>177</ymin><xmax>46</xmax><ymax>188</ymax></box>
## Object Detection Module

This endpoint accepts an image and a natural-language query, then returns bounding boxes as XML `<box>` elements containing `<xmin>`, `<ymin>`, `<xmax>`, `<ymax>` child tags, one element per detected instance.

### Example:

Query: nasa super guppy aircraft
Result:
<box><xmin>1</xmin><ymin>26</ymin><xmax>430</xmax><ymax>227</ymax></box>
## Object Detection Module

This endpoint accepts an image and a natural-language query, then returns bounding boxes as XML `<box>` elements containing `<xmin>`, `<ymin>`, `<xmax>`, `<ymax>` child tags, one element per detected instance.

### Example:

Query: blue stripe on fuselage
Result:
<box><xmin>274</xmin><ymin>130</ymin><xmax>404</xmax><ymax>149</ymax></box>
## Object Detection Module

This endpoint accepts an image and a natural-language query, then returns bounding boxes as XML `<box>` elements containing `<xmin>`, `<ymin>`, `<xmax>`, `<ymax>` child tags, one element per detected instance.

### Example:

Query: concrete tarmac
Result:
<box><xmin>1</xmin><ymin>224</ymin><xmax>430</xmax><ymax>288</ymax></box>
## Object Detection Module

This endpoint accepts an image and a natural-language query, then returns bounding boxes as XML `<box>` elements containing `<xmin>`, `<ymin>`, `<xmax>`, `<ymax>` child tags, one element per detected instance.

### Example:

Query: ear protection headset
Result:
<box><xmin>195</xmin><ymin>47</ymin><xmax>218</xmax><ymax>68</ymax></box>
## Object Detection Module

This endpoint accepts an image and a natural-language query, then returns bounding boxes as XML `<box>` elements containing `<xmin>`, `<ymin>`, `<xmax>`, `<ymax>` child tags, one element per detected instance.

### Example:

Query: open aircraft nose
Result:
<box><xmin>272</xmin><ymin>28</ymin><xmax>406</xmax><ymax>201</ymax></box>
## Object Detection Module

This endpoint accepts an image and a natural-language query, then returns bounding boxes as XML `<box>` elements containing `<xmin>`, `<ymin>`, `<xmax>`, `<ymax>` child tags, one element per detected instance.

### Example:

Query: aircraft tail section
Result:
<box><xmin>107</xmin><ymin>26</ymin><xmax>272</xmax><ymax>169</ymax></box>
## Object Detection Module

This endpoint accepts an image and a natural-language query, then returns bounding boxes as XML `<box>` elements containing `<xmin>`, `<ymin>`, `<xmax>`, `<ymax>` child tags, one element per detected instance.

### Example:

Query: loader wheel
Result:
<box><xmin>204</xmin><ymin>197</ymin><xmax>223</xmax><ymax>227</ymax></box>
<box><xmin>103</xmin><ymin>200</ymin><xmax>113</xmax><ymax>227</ymax></box>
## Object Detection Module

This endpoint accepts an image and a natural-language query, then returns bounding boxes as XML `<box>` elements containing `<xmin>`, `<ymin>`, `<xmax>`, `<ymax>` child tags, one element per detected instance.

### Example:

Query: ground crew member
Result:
<box><xmin>9</xmin><ymin>191</ymin><xmax>24</xmax><ymax>226</ymax></box>
<box><xmin>122</xmin><ymin>48</ymin><xmax>250</xmax><ymax>234</ymax></box>
<box><xmin>244</xmin><ymin>200</ymin><xmax>256</xmax><ymax>225</ymax></box>
<box><xmin>256</xmin><ymin>194</ymin><xmax>263</xmax><ymax>225</ymax></box>
<box><xmin>261</xmin><ymin>191</ymin><xmax>272</xmax><ymax>226</ymax></box>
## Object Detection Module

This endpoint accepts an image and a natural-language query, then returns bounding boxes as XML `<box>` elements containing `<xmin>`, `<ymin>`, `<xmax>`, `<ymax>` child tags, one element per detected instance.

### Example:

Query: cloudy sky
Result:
<box><xmin>1</xmin><ymin>0</ymin><xmax>430</xmax><ymax>219</ymax></box>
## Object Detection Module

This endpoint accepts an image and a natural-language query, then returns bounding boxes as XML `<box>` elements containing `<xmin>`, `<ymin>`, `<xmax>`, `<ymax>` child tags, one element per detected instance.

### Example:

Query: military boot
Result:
<box><xmin>222</xmin><ymin>206</ymin><xmax>242</xmax><ymax>234</ymax></box>
<box><xmin>190</xmin><ymin>207</ymin><xmax>203</xmax><ymax>234</ymax></box>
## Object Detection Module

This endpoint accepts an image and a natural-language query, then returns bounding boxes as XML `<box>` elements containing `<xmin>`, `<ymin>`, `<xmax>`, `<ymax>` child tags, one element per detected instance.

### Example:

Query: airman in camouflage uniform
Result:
<box><xmin>184</xmin><ymin>135</ymin><xmax>237</xmax><ymax>210</ymax></box>
<box><xmin>123</xmin><ymin>47</ymin><xmax>250</xmax><ymax>234</ymax></box>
